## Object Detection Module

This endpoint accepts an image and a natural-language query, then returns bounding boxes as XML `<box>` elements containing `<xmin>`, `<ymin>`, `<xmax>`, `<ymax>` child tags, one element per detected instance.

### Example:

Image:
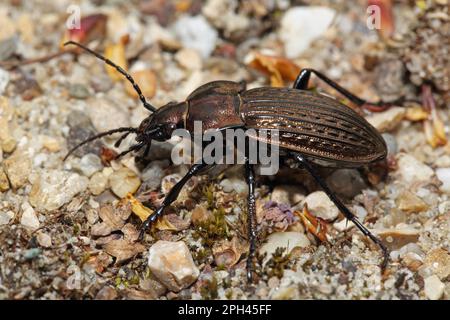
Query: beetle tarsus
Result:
<box><xmin>292</xmin><ymin>152</ymin><xmax>390</xmax><ymax>270</ymax></box>
<box><xmin>138</xmin><ymin>163</ymin><xmax>209</xmax><ymax>240</ymax></box>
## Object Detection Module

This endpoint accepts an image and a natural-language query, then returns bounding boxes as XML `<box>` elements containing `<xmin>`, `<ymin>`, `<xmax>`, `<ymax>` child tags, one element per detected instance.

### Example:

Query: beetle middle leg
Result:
<box><xmin>138</xmin><ymin>162</ymin><xmax>209</xmax><ymax>240</ymax></box>
<box><xmin>293</xmin><ymin>68</ymin><xmax>400</xmax><ymax>112</ymax></box>
<box><xmin>244</xmin><ymin>160</ymin><xmax>258</xmax><ymax>282</ymax></box>
<box><xmin>291</xmin><ymin>152</ymin><xmax>389</xmax><ymax>269</ymax></box>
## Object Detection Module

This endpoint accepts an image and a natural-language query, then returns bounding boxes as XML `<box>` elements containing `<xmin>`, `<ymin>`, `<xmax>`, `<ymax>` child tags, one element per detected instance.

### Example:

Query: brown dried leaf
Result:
<box><xmin>85</xmin><ymin>252</ymin><xmax>113</xmax><ymax>274</ymax></box>
<box><xmin>100</xmin><ymin>147</ymin><xmax>118</xmax><ymax>165</ymax></box>
<box><xmin>246</xmin><ymin>52</ymin><xmax>301</xmax><ymax>87</ymax></box>
<box><xmin>295</xmin><ymin>204</ymin><xmax>328</xmax><ymax>242</ymax></box>
<box><xmin>212</xmin><ymin>236</ymin><xmax>246</xmax><ymax>268</ymax></box>
<box><xmin>99</xmin><ymin>203</ymin><xmax>131</xmax><ymax>230</ymax></box>
<box><xmin>153</xmin><ymin>213</ymin><xmax>190</xmax><ymax>231</ymax></box>
<box><xmin>104</xmin><ymin>239</ymin><xmax>145</xmax><ymax>263</ymax></box>
<box><xmin>123</xmin><ymin>288</ymin><xmax>158</xmax><ymax>300</ymax></box>
<box><xmin>122</xmin><ymin>223</ymin><xmax>140</xmax><ymax>242</ymax></box>
<box><xmin>95</xmin><ymin>233</ymin><xmax>122</xmax><ymax>246</ymax></box>
<box><xmin>91</xmin><ymin>222</ymin><xmax>113</xmax><ymax>237</ymax></box>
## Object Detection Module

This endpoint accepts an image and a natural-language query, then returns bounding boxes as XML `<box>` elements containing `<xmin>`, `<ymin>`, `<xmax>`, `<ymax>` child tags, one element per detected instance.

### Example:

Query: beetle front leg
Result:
<box><xmin>138</xmin><ymin>162</ymin><xmax>209</xmax><ymax>240</ymax></box>
<box><xmin>291</xmin><ymin>152</ymin><xmax>389</xmax><ymax>270</ymax></box>
<box><xmin>293</xmin><ymin>68</ymin><xmax>399</xmax><ymax>112</ymax></box>
<box><xmin>245</xmin><ymin>161</ymin><xmax>258</xmax><ymax>282</ymax></box>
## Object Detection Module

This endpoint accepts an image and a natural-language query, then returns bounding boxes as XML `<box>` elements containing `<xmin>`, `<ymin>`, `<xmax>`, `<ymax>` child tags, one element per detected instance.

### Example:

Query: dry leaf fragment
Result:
<box><xmin>125</xmin><ymin>69</ymin><xmax>157</xmax><ymax>99</ymax></box>
<box><xmin>104</xmin><ymin>239</ymin><xmax>145</xmax><ymax>263</ymax></box>
<box><xmin>368</xmin><ymin>0</ymin><xmax>395</xmax><ymax>40</ymax></box>
<box><xmin>126</xmin><ymin>194</ymin><xmax>188</xmax><ymax>231</ymax></box>
<box><xmin>405</xmin><ymin>106</ymin><xmax>429</xmax><ymax>121</ymax></box>
<box><xmin>422</xmin><ymin>85</ymin><xmax>447</xmax><ymax>148</ymax></box>
<box><xmin>212</xmin><ymin>236</ymin><xmax>246</xmax><ymax>268</ymax></box>
<box><xmin>99</xmin><ymin>203</ymin><xmax>131</xmax><ymax>230</ymax></box>
<box><xmin>104</xmin><ymin>38</ymin><xmax>128</xmax><ymax>82</ymax></box>
<box><xmin>245</xmin><ymin>52</ymin><xmax>301</xmax><ymax>87</ymax></box>
<box><xmin>126</xmin><ymin>193</ymin><xmax>153</xmax><ymax>222</ymax></box>
<box><xmin>295</xmin><ymin>204</ymin><xmax>328</xmax><ymax>242</ymax></box>
<box><xmin>123</xmin><ymin>288</ymin><xmax>158</xmax><ymax>300</ymax></box>
<box><xmin>61</xmin><ymin>14</ymin><xmax>108</xmax><ymax>47</ymax></box>
<box><xmin>155</xmin><ymin>213</ymin><xmax>190</xmax><ymax>231</ymax></box>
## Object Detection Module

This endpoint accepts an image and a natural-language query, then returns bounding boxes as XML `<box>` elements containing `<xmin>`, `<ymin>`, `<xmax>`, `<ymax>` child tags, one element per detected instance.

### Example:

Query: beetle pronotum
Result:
<box><xmin>64</xmin><ymin>41</ymin><xmax>391</xmax><ymax>281</ymax></box>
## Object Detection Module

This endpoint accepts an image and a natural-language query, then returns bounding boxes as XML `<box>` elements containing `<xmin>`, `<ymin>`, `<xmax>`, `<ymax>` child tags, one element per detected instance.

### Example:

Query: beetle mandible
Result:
<box><xmin>64</xmin><ymin>41</ymin><xmax>391</xmax><ymax>282</ymax></box>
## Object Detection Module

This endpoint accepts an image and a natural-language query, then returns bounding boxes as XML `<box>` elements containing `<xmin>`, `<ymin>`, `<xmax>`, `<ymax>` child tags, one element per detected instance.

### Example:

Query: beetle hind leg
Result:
<box><xmin>293</xmin><ymin>68</ymin><xmax>402</xmax><ymax>112</ymax></box>
<box><xmin>291</xmin><ymin>152</ymin><xmax>389</xmax><ymax>270</ymax></box>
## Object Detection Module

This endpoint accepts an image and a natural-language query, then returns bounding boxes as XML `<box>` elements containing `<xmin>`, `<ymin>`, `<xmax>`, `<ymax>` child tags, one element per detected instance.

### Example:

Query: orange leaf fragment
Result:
<box><xmin>246</xmin><ymin>52</ymin><xmax>301</xmax><ymax>87</ymax></box>
<box><xmin>424</xmin><ymin>111</ymin><xmax>447</xmax><ymax>148</ymax></box>
<box><xmin>104</xmin><ymin>39</ymin><xmax>128</xmax><ymax>82</ymax></box>
<box><xmin>422</xmin><ymin>85</ymin><xmax>447</xmax><ymax>148</ymax></box>
<box><xmin>405</xmin><ymin>106</ymin><xmax>428</xmax><ymax>121</ymax></box>
<box><xmin>295</xmin><ymin>204</ymin><xmax>328</xmax><ymax>242</ymax></box>
<box><xmin>126</xmin><ymin>193</ymin><xmax>153</xmax><ymax>222</ymax></box>
<box><xmin>368</xmin><ymin>0</ymin><xmax>395</xmax><ymax>40</ymax></box>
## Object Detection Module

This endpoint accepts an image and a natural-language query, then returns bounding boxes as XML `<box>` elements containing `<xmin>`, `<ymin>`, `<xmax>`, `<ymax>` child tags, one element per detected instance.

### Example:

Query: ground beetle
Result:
<box><xmin>64</xmin><ymin>41</ymin><xmax>390</xmax><ymax>282</ymax></box>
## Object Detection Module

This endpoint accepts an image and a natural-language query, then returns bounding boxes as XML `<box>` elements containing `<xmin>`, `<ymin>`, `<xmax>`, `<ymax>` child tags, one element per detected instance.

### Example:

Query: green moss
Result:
<box><xmin>200</xmin><ymin>276</ymin><xmax>219</xmax><ymax>300</ymax></box>
<box><xmin>192</xmin><ymin>246</ymin><xmax>212</xmax><ymax>265</ymax></box>
<box><xmin>225</xmin><ymin>289</ymin><xmax>233</xmax><ymax>300</ymax></box>
<box><xmin>202</xmin><ymin>184</ymin><xmax>215</xmax><ymax>210</ymax></box>
<box><xmin>264</xmin><ymin>247</ymin><xmax>292</xmax><ymax>279</ymax></box>
<box><xmin>194</xmin><ymin>205</ymin><xmax>230</xmax><ymax>247</ymax></box>
<box><xmin>114</xmin><ymin>276</ymin><xmax>122</xmax><ymax>287</ymax></box>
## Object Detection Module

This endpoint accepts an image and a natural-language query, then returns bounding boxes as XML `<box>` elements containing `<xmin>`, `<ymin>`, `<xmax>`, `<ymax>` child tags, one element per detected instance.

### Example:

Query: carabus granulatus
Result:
<box><xmin>64</xmin><ymin>41</ymin><xmax>393</xmax><ymax>282</ymax></box>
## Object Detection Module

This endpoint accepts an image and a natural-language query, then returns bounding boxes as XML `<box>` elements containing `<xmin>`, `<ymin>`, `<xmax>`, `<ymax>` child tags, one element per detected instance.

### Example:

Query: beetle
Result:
<box><xmin>64</xmin><ymin>41</ymin><xmax>391</xmax><ymax>281</ymax></box>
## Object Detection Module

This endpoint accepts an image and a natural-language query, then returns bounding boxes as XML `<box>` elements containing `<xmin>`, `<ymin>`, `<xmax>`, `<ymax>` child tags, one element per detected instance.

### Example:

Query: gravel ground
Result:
<box><xmin>0</xmin><ymin>0</ymin><xmax>449</xmax><ymax>300</ymax></box>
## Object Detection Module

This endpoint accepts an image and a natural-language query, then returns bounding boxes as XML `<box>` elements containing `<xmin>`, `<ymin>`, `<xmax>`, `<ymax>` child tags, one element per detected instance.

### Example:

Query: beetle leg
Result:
<box><xmin>138</xmin><ymin>162</ymin><xmax>209</xmax><ymax>240</ymax></box>
<box><xmin>293</xmin><ymin>68</ymin><xmax>399</xmax><ymax>112</ymax></box>
<box><xmin>245</xmin><ymin>161</ymin><xmax>257</xmax><ymax>282</ymax></box>
<box><xmin>291</xmin><ymin>152</ymin><xmax>389</xmax><ymax>270</ymax></box>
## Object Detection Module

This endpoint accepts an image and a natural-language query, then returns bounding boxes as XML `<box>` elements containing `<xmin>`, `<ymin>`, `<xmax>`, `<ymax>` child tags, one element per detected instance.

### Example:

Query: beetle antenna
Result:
<box><xmin>64</xmin><ymin>127</ymin><xmax>137</xmax><ymax>161</ymax></box>
<box><xmin>114</xmin><ymin>131</ymin><xmax>132</xmax><ymax>148</ymax></box>
<box><xmin>64</xmin><ymin>41</ymin><xmax>157</xmax><ymax>113</ymax></box>
<box><xmin>114</xmin><ymin>143</ymin><xmax>145</xmax><ymax>160</ymax></box>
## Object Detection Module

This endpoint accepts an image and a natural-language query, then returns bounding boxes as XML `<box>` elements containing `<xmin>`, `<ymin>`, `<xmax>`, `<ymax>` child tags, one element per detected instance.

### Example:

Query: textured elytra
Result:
<box><xmin>240</xmin><ymin>87</ymin><xmax>387</xmax><ymax>166</ymax></box>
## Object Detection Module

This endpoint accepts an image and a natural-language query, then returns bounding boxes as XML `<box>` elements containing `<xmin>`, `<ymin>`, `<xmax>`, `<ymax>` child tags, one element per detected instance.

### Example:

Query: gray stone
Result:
<box><xmin>147</xmin><ymin>240</ymin><xmax>200</xmax><ymax>292</ymax></box>
<box><xmin>259</xmin><ymin>232</ymin><xmax>310</xmax><ymax>265</ymax></box>
<box><xmin>0</xmin><ymin>210</ymin><xmax>14</xmax><ymax>225</ymax></box>
<box><xmin>173</xmin><ymin>15</ymin><xmax>218</xmax><ymax>59</ymax></box>
<box><xmin>326</xmin><ymin>169</ymin><xmax>367</xmax><ymax>199</ymax></box>
<box><xmin>279</xmin><ymin>7</ymin><xmax>335</xmax><ymax>58</ymax></box>
<box><xmin>79</xmin><ymin>153</ymin><xmax>103</xmax><ymax>177</ymax></box>
<box><xmin>29</xmin><ymin>170</ymin><xmax>89</xmax><ymax>211</ymax></box>
<box><xmin>20</xmin><ymin>202</ymin><xmax>39</xmax><ymax>231</ymax></box>
<box><xmin>109</xmin><ymin>167</ymin><xmax>141</xmax><ymax>198</ymax></box>
<box><xmin>303</xmin><ymin>191</ymin><xmax>339</xmax><ymax>221</ymax></box>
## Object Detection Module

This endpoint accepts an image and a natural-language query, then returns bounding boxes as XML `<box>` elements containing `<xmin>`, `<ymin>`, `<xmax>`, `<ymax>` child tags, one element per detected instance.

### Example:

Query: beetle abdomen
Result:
<box><xmin>241</xmin><ymin>87</ymin><xmax>387</xmax><ymax>167</ymax></box>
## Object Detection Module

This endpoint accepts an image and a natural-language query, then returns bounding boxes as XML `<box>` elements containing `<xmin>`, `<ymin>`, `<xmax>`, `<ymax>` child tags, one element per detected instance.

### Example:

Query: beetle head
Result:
<box><xmin>136</xmin><ymin>101</ymin><xmax>186</xmax><ymax>143</ymax></box>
